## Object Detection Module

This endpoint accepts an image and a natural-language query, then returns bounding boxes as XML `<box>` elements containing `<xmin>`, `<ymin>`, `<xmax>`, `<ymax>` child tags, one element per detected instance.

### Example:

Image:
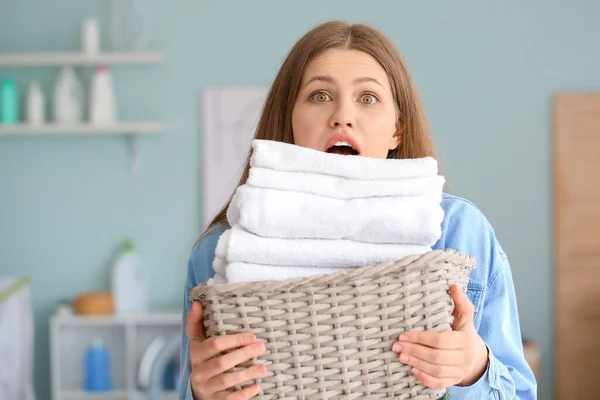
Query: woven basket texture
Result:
<box><xmin>190</xmin><ymin>249</ymin><xmax>476</xmax><ymax>400</ymax></box>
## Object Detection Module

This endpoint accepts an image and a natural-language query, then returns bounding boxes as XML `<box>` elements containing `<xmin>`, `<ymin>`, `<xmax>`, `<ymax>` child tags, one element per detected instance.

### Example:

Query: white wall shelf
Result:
<box><xmin>50</xmin><ymin>311</ymin><xmax>182</xmax><ymax>400</ymax></box>
<box><xmin>0</xmin><ymin>52</ymin><xmax>164</xmax><ymax>67</ymax></box>
<box><xmin>60</xmin><ymin>390</ymin><xmax>177</xmax><ymax>400</ymax></box>
<box><xmin>0</xmin><ymin>122</ymin><xmax>165</xmax><ymax>136</ymax></box>
<box><xmin>62</xmin><ymin>389</ymin><xmax>129</xmax><ymax>400</ymax></box>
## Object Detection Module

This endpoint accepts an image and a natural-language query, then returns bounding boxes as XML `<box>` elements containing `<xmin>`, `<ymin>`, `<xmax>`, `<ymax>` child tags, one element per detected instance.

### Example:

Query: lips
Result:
<box><xmin>323</xmin><ymin>133</ymin><xmax>361</xmax><ymax>156</ymax></box>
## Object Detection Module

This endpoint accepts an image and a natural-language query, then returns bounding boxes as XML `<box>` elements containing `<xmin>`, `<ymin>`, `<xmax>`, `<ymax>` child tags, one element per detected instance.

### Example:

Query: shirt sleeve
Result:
<box><xmin>178</xmin><ymin>256</ymin><xmax>197</xmax><ymax>400</ymax></box>
<box><xmin>446</xmin><ymin>257</ymin><xmax>538</xmax><ymax>399</ymax></box>
<box><xmin>178</xmin><ymin>229</ymin><xmax>222</xmax><ymax>400</ymax></box>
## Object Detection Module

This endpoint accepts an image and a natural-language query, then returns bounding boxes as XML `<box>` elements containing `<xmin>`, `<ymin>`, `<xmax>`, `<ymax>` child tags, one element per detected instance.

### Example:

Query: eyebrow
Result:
<box><xmin>302</xmin><ymin>75</ymin><xmax>384</xmax><ymax>89</ymax></box>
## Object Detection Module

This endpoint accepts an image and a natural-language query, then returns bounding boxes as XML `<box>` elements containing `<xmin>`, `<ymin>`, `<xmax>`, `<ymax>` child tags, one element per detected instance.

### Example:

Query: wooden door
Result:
<box><xmin>553</xmin><ymin>92</ymin><xmax>600</xmax><ymax>399</ymax></box>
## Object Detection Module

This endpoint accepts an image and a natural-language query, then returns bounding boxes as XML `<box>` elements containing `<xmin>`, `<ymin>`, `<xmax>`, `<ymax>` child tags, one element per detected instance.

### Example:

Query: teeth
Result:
<box><xmin>333</xmin><ymin>141</ymin><xmax>354</xmax><ymax>149</ymax></box>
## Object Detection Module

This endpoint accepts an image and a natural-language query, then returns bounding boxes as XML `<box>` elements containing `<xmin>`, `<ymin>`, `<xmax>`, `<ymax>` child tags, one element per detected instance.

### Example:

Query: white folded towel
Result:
<box><xmin>209</xmin><ymin>139</ymin><xmax>444</xmax><ymax>285</ymax></box>
<box><xmin>247</xmin><ymin>167</ymin><xmax>445</xmax><ymax>200</ymax></box>
<box><xmin>213</xmin><ymin>257</ymin><xmax>342</xmax><ymax>283</ymax></box>
<box><xmin>209</xmin><ymin>273</ymin><xmax>227</xmax><ymax>285</ymax></box>
<box><xmin>250</xmin><ymin>140</ymin><xmax>438</xmax><ymax>180</ymax></box>
<box><xmin>227</xmin><ymin>185</ymin><xmax>444</xmax><ymax>245</ymax></box>
<box><xmin>215</xmin><ymin>225</ymin><xmax>431</xmax><ymax>268</ymax></box>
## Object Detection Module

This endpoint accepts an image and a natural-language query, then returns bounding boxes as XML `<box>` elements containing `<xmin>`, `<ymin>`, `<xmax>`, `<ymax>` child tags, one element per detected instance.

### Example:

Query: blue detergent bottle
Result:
<box><xmin>84</xmin><ymin>337</ymin><xmax>113</xmax><ymax>392</ymax></box>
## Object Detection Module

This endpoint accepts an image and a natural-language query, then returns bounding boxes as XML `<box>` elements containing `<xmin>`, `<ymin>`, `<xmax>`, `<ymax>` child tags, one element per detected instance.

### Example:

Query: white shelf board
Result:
<box><xmin>0</xmin><ymin>122</ymin><xmax>164</xmax><ymax>136</ymax></box>
<box><xmin>61</xmin><ymin>390</ymin><xmax>128</xmax><ymax>400</ymax></box>
<box><xmin>59</xmin><ymin>390</ymin><xmax>178</xmax><ymax>400</ymax></box>
<box><xmin>51</xmin><ymin>311</ymin><xmax>181</xmax><ymax>326</ymax></box>
<box><xmin>133</xmin><ymin>390</ymin><xmax>178</xmax><ymax>400</ymax></box>
<box><xmin>0</xmin><ymin>52</ymin><xmax>163</xmax><ymax>67</ymax></box>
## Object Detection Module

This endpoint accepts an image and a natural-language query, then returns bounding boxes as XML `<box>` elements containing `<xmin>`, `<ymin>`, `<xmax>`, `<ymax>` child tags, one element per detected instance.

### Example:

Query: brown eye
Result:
<box><xmin>311</xmin><ymin>92</ymin><xmax>330</xmax><ymax>103</ymax></box>
<box><xmin>361</xmin><ymin>94</ymin><xmax>378</xmax><ymax>105</ymax></box>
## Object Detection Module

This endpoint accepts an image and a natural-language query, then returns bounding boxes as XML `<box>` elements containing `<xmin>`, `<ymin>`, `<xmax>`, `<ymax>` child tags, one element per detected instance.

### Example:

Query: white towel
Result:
<box><xmin>210</xmin><ymin>139</ymin><xmax>444</xmax><ymax>285</ymax></box>
<box><xmin>215</xmin><ymin>225</ymin><xmax>431</xmax><ymax>268</ymax></box>
<box><xmin>250</xmin><ymin>140</ymin><xmax>438</xmax><ymax>180</ymax></box>
<box><xmin>213</xmin><ymin>257</ymin><xmax>343</xmax><ymax>283</ymax></box>
<box><xmin>0</xmin><ymin>277</ymin><xmax>36</xmax><ymax>400</ymax></box>
<box><xmin>227</xmin><ymin>185</ymin><xmax>444</xmax><ymax>245</ymax></box>
<box><xmin>247</xmin><ymin>167</ymin><xmax>445</xmax><ymax>200</ymax></box>
<box><xmin>210</xmin><ymin>274</ymin><xmax>227</xmax><ymax>285</ymax></box>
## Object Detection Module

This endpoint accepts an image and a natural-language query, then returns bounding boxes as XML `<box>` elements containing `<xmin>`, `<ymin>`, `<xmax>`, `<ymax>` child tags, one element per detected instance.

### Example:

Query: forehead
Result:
<box><xmin>302</xmin><ymin>48</ymin><xmax>389</xmax><ymax>83</ymax></box>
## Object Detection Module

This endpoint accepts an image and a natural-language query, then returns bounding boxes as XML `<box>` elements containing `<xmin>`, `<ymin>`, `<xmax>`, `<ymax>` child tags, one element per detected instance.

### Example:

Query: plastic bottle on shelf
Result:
<box><xmin>26</xmin><ymin>81</ymin><xmax>45</xmax><ymax>125</ymax></box>
<box><xmin>89</xmin><ymin>65</ymin><xmax>117</xmax><ymax>125</ymax></box>
<box><xmin>0</xmin><ymin>77</ymin><xmax>19</xmax><ymax>125</ymax></box>
<box><xmin>53</xmin><ymin>66</ymin><xmax>84</xmax><ymax>124</ymax></box>
<box><xmin>83</xmin><ymin>337</ymin><xmax>112</xmax><ymax>392</ymax></box>
<box><xmin>82</xmin><ymin>17</ymin><xmax>100</xmax><ymax>56</ymax></box>
<box><xmin>111</xmin><ymin>239</ymin><xmax>148</xmax><ymax>315</ymax></box>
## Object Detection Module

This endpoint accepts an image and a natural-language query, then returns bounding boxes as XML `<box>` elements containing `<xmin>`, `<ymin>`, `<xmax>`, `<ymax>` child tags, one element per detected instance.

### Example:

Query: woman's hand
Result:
<box><xmin>186</xmin><ymin>301</ymin><xmax>268</xmax><ymax>399</ymax></box>
<box><xmin>392</xmin><ymin>284</ymin><xmax>489</xmax><ymax>388</ymax></box>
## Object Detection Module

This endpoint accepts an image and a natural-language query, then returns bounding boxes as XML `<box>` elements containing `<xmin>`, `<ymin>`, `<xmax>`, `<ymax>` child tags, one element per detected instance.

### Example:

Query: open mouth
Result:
<box><xmin>327</xmin><ymin>142</ymin><xmax>358</xmax><ymax>156</ymax></box>
<box><xmin>326</xmin><ymin>141</ymin><xmax>359</xmax><ymax>156</ymax></box>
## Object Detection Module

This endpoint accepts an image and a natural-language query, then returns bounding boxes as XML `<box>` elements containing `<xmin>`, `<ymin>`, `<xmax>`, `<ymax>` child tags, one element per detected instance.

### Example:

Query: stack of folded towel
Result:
<box><xmin>210</xmin><ymin>139</ymin><xmax>445</xmax><ymax>285</ymax></box>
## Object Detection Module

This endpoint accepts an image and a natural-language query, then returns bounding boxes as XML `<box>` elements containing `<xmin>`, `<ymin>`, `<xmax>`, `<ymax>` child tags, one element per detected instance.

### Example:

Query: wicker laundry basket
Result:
<box><xmin>190</xmin><ymin>249</ymin><xmax>476</xmax><ymax>400</ymax></box>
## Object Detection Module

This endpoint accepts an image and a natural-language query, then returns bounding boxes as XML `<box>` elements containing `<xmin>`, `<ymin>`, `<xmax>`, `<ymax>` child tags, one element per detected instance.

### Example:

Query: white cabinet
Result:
<box><xmin>49</xmin><ymin>311</ymin><xmax>182</xmax><ymax>400</ymax></box>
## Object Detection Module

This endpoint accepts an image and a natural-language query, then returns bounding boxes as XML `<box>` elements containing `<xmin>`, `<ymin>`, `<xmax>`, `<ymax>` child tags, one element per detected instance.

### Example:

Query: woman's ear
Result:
<box><xmin>389</xmin><ymin>121</ymin><xmax>402</xmax><ymax>150</ymax></box>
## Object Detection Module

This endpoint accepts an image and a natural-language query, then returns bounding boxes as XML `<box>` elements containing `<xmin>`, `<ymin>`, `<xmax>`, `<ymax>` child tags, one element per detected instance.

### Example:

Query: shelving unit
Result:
<box><xmin>50</xmin><ymin>311</ymin><xmax>182</xmax><ymax>400</ymax></box>
<box><xmin>0</xmin><ymin>52</ymin><xmax>164</xmax><ymax>67</ymax></box>
<box><xmin>0</xmin><ymin>51</ymin><xmax>165</xmax><ymax>137</ymax></box>
<box><xmin>0</xmin><ymin>49</ymin><xmax>166</xmax><ymax>172</ymax></box>
<box><xmin>0</xmin><ymin>122</ymin><xmax>165</xmax><ymax>136</ymax></box>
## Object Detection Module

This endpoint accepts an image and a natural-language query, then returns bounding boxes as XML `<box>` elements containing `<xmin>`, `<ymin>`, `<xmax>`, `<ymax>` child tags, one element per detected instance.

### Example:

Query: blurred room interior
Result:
<box><xmin>1</xmin><ymin>1</ymin><xmax>599</xmax><ymax>399</ymax></box>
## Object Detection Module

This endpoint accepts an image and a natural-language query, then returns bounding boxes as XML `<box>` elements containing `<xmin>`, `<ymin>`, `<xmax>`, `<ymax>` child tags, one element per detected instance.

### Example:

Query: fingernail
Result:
<box><xmin>399</xmin><ymin>353</ymin><xmax>409</xmax><ymax>363</ymax></box>
<box><xmin>246</xmin><ymin>333</ymin><xmax>256</xmax><ymax>342</ymax></box>
<box><xmin>255</xmin><ymin>364</ymin><xmax>266</xmax><ymax>373</ymax></box>
<box><xmin>392</xmin><ymin>343</ymin><xmax>403</xmax><ymax>352</ymax></box>
<box><xmin>412</xmin><ymin>368</ymin><xmax>420</xmax><ymax>376</ymax></box>
<box><xmin>399</xmin><ymin>334</ymin><xmax>409</xmax><ymax>341</ymax></box>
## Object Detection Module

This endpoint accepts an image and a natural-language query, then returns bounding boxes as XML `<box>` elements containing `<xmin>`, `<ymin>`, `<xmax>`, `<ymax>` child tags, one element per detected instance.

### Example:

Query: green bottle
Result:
<box><xmin>0</xmin><ymin>78</ymin><xmax>19</xmax><ymax>125</ymax></box>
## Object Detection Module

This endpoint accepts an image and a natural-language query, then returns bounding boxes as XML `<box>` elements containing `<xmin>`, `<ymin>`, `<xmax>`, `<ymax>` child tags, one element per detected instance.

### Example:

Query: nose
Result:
<box><xmin>329</xmin><ymin>100</ymin><xmax>356</xmax><ymax>129</ymax></box>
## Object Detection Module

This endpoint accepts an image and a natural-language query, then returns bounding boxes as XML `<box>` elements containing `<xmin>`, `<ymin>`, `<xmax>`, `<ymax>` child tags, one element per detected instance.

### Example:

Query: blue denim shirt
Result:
<box><xmin>179</xmin><ymin>193</ymin><xmax>537</xmax><ymax>399</ymax></box>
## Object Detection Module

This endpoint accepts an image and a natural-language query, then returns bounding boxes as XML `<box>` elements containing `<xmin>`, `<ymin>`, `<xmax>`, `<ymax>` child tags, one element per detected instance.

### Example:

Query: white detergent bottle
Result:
<box><xmin>53</xmin><ymin>66</ymin><xmax>84</xmax><ymax>123</ymax></box>
<box><xmin>26</xmin><ymin>81</ymin><xmax>45</xmax><ymax>125</ymax></box>
<box><xmin>89</xmin><ymin>65</ymin><xmax>117</xmax><ymax>125</ymax></box>
<box><xmin>111</xmin><ymin>239</ymin><xmax>148</xmax><ymax>315</ymax></box>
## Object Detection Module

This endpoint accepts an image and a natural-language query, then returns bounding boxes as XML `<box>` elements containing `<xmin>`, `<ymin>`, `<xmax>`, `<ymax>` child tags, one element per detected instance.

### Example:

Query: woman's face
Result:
<box><xmin>292</xmin><ymin>48</ymin><xmax>401</xmax><ymax>159</ymax></box>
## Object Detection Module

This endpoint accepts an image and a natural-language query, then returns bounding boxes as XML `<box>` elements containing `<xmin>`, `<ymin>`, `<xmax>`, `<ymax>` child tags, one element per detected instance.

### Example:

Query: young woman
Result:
<box><xmin>179</xmin><ymin>20</ymin><xmax>537</xmax><ymax>400</ymax></box>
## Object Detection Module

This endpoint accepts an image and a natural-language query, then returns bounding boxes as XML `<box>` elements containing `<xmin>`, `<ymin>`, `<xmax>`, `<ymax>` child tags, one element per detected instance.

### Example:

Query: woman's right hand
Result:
<box><xmin>186</xmin><ymin>301</ymin><xmax>268</xmax><ymax>399</ymax></box>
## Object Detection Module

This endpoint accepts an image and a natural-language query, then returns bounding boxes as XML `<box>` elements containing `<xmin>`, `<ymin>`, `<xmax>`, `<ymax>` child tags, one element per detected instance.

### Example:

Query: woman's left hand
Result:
<box><xmin>392</xmin><ymin>284</ymin><xmax>489</xmax><ymax>388</ymax></box>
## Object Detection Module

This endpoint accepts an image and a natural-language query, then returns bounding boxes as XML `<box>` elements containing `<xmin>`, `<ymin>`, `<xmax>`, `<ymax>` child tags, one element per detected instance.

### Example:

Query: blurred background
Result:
<box><xmin>1</xmin><ymin>1</ymin><xmax>599</xmax><ymax>399</ymax></box>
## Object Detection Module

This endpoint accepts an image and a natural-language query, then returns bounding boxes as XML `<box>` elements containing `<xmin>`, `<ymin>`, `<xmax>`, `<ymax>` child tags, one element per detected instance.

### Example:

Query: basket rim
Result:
<box><xmin>190</xmin><ymin>249</ymin><xmax>476</xmax><ymax>301</ymax></box>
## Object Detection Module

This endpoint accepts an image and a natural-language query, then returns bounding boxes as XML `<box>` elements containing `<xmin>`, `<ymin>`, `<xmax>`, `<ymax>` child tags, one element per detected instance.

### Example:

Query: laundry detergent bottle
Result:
<box><xmin>83</xmin><ymin>337</ymin><xmax>112</xmax><ymax>392</ymax></box>
<box><xmin>111</xmin><ymin>239</ymin><xmax>148</xmax><ymax>315</ymax></box>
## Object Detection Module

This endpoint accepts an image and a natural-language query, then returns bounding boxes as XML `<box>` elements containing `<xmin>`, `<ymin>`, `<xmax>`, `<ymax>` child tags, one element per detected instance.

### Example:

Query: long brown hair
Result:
<box><xmin>198</xmin><ymin>20</ymin><xmax>436</xmax><ymax>243</ymax></box>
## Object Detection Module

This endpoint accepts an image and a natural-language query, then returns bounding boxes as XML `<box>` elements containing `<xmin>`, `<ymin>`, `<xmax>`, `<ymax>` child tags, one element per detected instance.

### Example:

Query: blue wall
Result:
<box><xmin>2</xmin><ymin>1</ymin><xmax>600</xmax><ymax>399</ymax></box>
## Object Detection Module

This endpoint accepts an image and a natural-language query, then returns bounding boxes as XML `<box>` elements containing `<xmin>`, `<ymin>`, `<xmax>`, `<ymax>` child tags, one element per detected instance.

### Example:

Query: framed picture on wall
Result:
<box><xmin>200</xmin><ymin>87</ymin><xmax>268</xmax><ymax>229</ymax></box>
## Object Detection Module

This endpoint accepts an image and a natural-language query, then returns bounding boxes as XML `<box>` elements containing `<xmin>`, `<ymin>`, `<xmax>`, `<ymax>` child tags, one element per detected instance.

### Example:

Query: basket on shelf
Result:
<box><xmin>190</xmin><ymin>249</ymin><xmax>476</xmax><ymax>400</ymax></box>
